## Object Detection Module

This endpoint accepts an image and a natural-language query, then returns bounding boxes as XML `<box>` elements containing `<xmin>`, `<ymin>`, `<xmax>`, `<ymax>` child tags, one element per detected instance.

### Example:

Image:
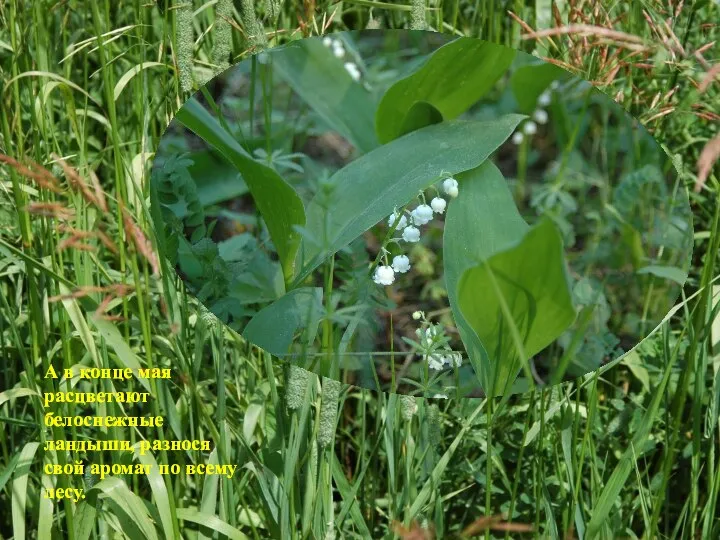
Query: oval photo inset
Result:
<box><xmin>152</xmin><ymin>31</ymin><xmax>693</xmax><ymax>398</ymax></box>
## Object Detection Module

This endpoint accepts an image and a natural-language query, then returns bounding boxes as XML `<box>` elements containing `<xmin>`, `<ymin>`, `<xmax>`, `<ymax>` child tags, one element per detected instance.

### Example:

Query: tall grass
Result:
<box><xmin>0</xmin><ymin>0</ymin><xmax>718</xmax><ymax>538</ymax></box>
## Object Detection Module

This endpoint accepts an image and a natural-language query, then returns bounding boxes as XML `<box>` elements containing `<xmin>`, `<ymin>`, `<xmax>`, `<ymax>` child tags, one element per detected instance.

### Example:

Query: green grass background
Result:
<box><xmin>0</xmin><ymin>0</ymin><xmax>718</xmax><ymax>538</ymax></box>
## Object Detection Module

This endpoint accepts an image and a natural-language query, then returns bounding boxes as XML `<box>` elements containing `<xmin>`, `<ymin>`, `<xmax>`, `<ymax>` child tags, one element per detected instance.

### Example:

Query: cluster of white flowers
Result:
<box><xmin>322</xmin><ymin>36</ymin><xmax>361</xmax><ymax>82</ymax></box>
<box><xmin>372</xmin><ymin>178</ymin><xmax>458</xmax><ymax>286</ymax></box>
<box><xmin>412</xmin><ymin>316</ymin><xmax>464</xmax><ymax>371</ymax></box>
<box><xmin>512</xmin><ymin>80</ymin><xmax>560</xmax><ymax>145</ymax></box>
<box><xmin>427</xmin><ymin>350</ymin><xmax>463</xmax><ymax>371</ymax></box>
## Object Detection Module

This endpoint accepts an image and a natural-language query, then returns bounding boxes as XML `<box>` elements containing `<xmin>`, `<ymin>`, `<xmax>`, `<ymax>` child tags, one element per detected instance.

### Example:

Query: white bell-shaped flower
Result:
<box><xmin>537</xmin><ymin>90</ymin><xmax>551</xmax><ymax>107</ymax></box>
<box><xmin>388</xmin><ymin>211</ymin><xmax>408</xmax><ymax>230</ymax></box>
<box><xmin>523</xmin><ymin>121</ymin><xmax>537</xmax><ymax>135</ymax></box>
<box><xmin>344</xmin><ymin>62</ymin><xmax>361</xmax><ymax>81</ymax></box>
<box><xmin>512</xmin><ymin>131</ymin><xmax>524</xmax><ymax>145</ymax></box>
<box><xmin>402</xmin><ymin>225</ymin><xmax>420</xmax><ymax>243</ymax></box>
<box><xmin>322</xmin><ymin>37</ymin><xmax>333</xmax><ymax>47</ymax></box>
<box><xmin>533</xmin><ymin>109</ymin><xmax>548</xmax><ymax>124</ymax></box>
<box><xmin>430</xmin><ymin>197</ymin><xmax>446</xmax><ymax>214</ymax></box>
<box><xmin>411</xmin><ymin>204</ymin><xmax>433</xmax><ymax>225</ymax></box>
<box><xmin>373</xmin><ymin>265</ymin><xmax>395</xmax><ymax>285</ymax></box>
<box><xmin>442</xmin><ymin>177</ymin><xmax>459</xmax><ymax>198</ymax></box>
<box><xmin>332</xmin><ymin>41</ymin><xmax>345</xmax><ymax>58</ymax></box>
<box><xmin>391</xmin><ymin>255</ymin><xmax>410</xmax><ymax>273</ymax></box>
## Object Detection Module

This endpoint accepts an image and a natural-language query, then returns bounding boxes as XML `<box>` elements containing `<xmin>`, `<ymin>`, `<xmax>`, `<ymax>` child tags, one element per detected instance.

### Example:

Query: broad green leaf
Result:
<box><xmin>271</xmin><ymin>38</ymin><xmax>379</xmax><ymax>153</ymax></box>
<box><xmin>444</xmin><ymin>161</ymin><xmax>530</xmax><ymax>393</ymax></box>
<box><xmin>243</xmin><ymin>287</ymin><xmax>323</xmax><ymax>356</ymax></box>
<box><xmin>510</xmin><ymin>62</ymin><xmax>565</xmax><ymax>112</ymax></box>
<box><xmin>376</xmin><ymin>37</ymin><xmax>515</xmax><ymax>143</ymax></box>
<box><xmin>399</xmin><ymin>101</ymin><xmax>443</xmax><ymax>135</ymax></box>
<box><xmin>174</xmin><ymin>98</ymin><xmax>305</xmax><ymax>282</ymax></box>
<box><xmin>296</xmin><ymin>114</ymin><xmax>525</xmax><ymax>284</ymax></box>
<box><xmin>637</xmin><ymin>264</ymin><xmax>687</xmax><ymax>285</ymax></box>
<box><xmin>458</xmin><ymin>218</ymin><xmax>576</xmax><ymax>396</ymax></box>
<box><xmin>186</xmin><ymin>150</ymin><xmax>248</xmax><ymax>209</ymax></box>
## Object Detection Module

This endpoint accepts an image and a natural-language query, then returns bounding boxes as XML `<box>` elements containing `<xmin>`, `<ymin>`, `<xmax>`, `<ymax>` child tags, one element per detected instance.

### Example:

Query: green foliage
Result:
<box><xmin>1</xmin><ymin>1</ymin><xmax>717</xmax><ymax>539</ymax></box>
<box><xmin>296</xmin><ymin>115</ymin><xmax>524</xmax><ymax>283</ymax></box>
<box><xmin>271</xmin><ymin>37</ymin><xmax>379</xmax><ymax>153</ymax></box>
<box><xmin>458</xmin><ymin>218</ymin><xmax>576</xmax><ymax>397</ymax></box>
<box><xmin>375</xmin><ymin>37</ymin><xmax>515</xmax><ymax>143</ymax></box>
<box><xmin>510</xmin><ymin>61</ymin><xmax>564</xmax><ymax>112</ymax></box>
<box><xmin>444</xmin><ymin>161</ymin><xmax>532</xmax><ymax>393</ymax></box>
<box><xmin>175</xmin><ymin>97</ymin><xmax>306</xmax><ymax>282</ymax></box>
<box><xmin>243</xmin><ymin>287</ymin><xmax>324</xmax><ymax>356</ymax></box>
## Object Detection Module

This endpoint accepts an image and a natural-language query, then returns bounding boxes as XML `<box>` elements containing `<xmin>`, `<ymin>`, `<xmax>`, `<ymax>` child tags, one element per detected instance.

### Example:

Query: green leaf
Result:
<box><xmin>637</xmin><ymin>264</ymin><xmax>687</xmax><ymax>285</ymax></box>
<box><xmin>243</xmin><ymin>287</ymin><xmax>323</xmax><ymax>356</ymax></box>
<box><xmin>176</xmin><ymin>509</ymin><xmax>250</xmax><ymax>540</ymax></box>
<box><xmin>510</xmin><ymin>61</ymin><xmax>565</xmax><ymax>112</ymax></box>
<box><xmin>296</xmin><ymin>115</ymin><xmax>525</xmax><ymax>284</ymax></box>
<box><xmin>11</xmin><ymin>442</ymin><xmax>39</xmax><ymax>540</ymax></box>
<box><xmin>186</xmin><ymin>150</ymin><xmax>248</xmax><ymax>209</ymax></box>
<box><xmin>73</xmin><ymin>502</ymin><xmax>97</xmax><ymax>540</ymax></box>
<box><xmin>86</xmin><ymin>477</ymin><xmax>159</xmax><ymax>540</ymax></box>
<box><xmin>132</xmin><ymin>444</ymin><xmax>176</xmax><ymax>540</ymax></box>
<box><xmin>444</xmin><ymin>161</ymin><xmax>530</xmax><ymax>393</ymax></box>
<box><xmin>458</xmin><ymin>218</ymin><xmax>576</xmax><ymax>396</ymax></box>
<box><xmin>271</xmin><ymin>38</ymin><xmax>379</xmax><ymax>153</ymax></box>
<box><xmin>91</xmin><ymin>314</ymin><xmax>152</xmax><ymax>393</ymax></box>
<box><xmin>376</xmin><ymin>37</ymin><xmax>515</xmax><ymax>143</ymax></box>
<box><xmin>114</xmin><ymin>62</ymin><xmax>168</xmax><ymax>101</ymax></box>
<box><xmin>174</xmin><ymin>98</ymin><xmax>305</xmax><ymax>282</ymax></box>
<box><xmin>0</xmin><ymin>387</ymin><xmax>39</xmax><ymax>408</ymax></box>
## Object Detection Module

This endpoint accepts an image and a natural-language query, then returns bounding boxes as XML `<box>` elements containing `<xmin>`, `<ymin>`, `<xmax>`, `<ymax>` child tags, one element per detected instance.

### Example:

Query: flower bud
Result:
<box><xmin>538</xmin><ymin>90</ymin><xmax>551</xmax><ymax>106</ymax></box>
<box><xmin>332</xmin><ymin>41</ymin><xmax>345</xmax><ymax>58</ymax></box>
<box><xmin>442</xmin><ymin>178</ymin><xmax>459</xmax><ymax>198</ymax></box>
<box><xmin>344</xmin><ymin>62</ymin><xmax>361</xmax><ymax>81</ymax></box>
